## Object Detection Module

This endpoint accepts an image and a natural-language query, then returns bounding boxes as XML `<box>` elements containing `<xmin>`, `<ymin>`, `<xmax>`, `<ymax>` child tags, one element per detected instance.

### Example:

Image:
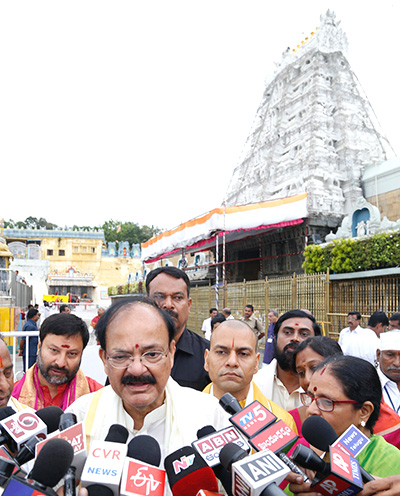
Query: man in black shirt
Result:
<box><xmin>146</xmin><ymin>266</ymin><xmax>210</xmax><ymax>391</ymax></box>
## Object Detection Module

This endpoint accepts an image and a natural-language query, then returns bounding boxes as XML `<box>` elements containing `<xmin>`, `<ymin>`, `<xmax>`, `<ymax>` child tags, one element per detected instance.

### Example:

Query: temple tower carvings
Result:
<box><xmin>225</xmin><ymin>11</ymin><xmax>392</xmax><ymax>222</ymax></box>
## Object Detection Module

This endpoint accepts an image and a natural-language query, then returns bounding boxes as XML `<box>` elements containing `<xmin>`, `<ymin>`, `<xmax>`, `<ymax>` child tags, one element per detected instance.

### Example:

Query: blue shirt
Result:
<box><xmin>22</xmin><ymin>319</ymin><xmax>39</xmax><ymax>357</ymax></box>
<box><xmin>262</xmin><ymin>322</ymin><xmax>275</xmax><ymax>365</ymax></box>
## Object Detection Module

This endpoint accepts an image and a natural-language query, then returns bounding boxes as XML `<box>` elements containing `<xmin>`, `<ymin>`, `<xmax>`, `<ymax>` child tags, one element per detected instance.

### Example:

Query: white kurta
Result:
<box><xmin>66</xmin><ymin>377</ymin><xmax>230</xmax><ymax>495</ymax></box>
<box><xmin>253</xmin><ymin>358</ymin><xmax>303</xmax><ymax>411</ymax></box>
<box><xmin>377</xmin><ymin>366</ymin><xmax>400</xmax><ymax>415</ymax></box>
<box><xmin>338</xmin><ymin>325</ymin><xmax>379</xmax><ymax>365</ymax></box>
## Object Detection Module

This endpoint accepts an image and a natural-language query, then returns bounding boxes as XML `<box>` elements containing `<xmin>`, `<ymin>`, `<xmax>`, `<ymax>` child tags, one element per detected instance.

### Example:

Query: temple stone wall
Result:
<box><xmin>366</xmin><ymin>191</ymin><xmax>400</xmax><ymax>224</ymax></box>
<box><xmin>225</xmin><ymin>224</ymin><xmax>306</xmax><ymax>282</ymax></box>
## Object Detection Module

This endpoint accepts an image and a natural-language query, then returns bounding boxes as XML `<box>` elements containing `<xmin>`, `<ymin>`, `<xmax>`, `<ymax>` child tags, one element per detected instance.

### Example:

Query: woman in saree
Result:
<box><xmin>290</xmin><ymin>336</ymin><xmax>400</xmax><ymax>449</ymax></box>
<box><xmin>289</xmin><ymin>355</ymin><xmax>400</xmax><ymax>496</ymax></box>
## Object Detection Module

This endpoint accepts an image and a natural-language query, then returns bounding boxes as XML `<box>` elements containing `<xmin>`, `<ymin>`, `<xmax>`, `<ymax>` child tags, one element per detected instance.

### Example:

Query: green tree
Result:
<box><xmin>101</xmin><ymin>220</ymin><xmax>161</xmax><ymax>245</ymax></box>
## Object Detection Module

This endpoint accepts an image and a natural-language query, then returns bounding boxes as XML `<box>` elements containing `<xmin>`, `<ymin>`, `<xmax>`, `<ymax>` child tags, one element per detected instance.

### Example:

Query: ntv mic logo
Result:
<box><xmin>172</xmin><ymin>454</ymin><xmax>195</xmax><ymax>474</ymax></box>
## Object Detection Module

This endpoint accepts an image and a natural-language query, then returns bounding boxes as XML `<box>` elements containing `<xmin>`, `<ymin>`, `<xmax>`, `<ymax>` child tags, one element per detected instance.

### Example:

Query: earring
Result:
<box><xmin>360</xmin><ymin>420</ymin><xmax>366</xmax><ymax>427</ymax></box>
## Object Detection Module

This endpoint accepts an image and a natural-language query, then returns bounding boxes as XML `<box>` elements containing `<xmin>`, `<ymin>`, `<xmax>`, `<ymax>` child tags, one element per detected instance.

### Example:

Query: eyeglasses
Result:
<box><xmin>300</xmin><ymin>392</ymin><xmax>360</xmax><ymax>412</ymax></box>
<box><xmin>105</xmin><ymin>350</ymin><xmax>169</xmax><ymax>369</ymax></box>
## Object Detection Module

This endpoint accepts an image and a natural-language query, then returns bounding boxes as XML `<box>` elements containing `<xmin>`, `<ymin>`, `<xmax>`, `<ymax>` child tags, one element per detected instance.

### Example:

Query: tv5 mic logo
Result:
<box><xmin>230</xmin><ymin>401</ymin><xmax>276</xmax><ymax>437</ymax></box>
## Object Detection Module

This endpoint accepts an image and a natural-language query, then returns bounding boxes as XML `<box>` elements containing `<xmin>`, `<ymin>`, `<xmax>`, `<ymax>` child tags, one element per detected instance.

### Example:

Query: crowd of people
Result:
<box><xmin>3</xmin><ymin>265</ymin><xmax>400</xmax><ymax>495</ymax></box>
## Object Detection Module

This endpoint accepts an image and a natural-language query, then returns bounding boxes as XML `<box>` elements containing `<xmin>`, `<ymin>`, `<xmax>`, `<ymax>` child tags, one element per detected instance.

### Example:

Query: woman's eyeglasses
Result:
<box><xmin>300</xmin><ymin>392</ymin><xmax>360</xmax><ymax>412</ymax></box>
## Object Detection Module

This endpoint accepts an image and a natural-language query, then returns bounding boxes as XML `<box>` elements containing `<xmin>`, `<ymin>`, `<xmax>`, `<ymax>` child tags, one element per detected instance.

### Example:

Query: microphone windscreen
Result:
<box><xmin>30</xmin><ymin>437</ymin><xmax>74</xmax><ymax>487</ymax></box>
<box><xmin>165</xmin><ymin>446</ymin><xmax>218</xmax><ymax>495</ymax></box>
<box><xmin>127</xmin><ymin>435</ymin><xmax>161</xmax><ymax>466</ymax></box>
<box><xmin>86</xmin><ymin>484</ymin><xmax>114</xmax><ymax>496</ymax></box>
<box><xmin>301</xmin><ymin>416</ymin><xmax>337</xmax><ymax>451</ymax></box>
<box><xmin>219</xmin><ymin>443</ymin><xmax>247</xmax><ymax>471</ymax></box>
<box><xmin>59</xmin><ymin>412</ymin><xmax>77</xmax><ymax>431</ymax></box>
<box><xmin>219</xmin><ymin>393</ymin><xmax>242</xmax><ymax>415</ymax></box>
<box><xmin>104</xmin><ymin>424</ymin><xmax>129</xmax><ymax>443</ymax></box>
<box><xmin>197</xmin><ymin>425</ymin><xmax>216</xmax><ymax>438</ymax></box>
<box><xmin>35</xmin><ymin>406</ymin><xmax>64</xmax><ymax>433</ymax></box>
<box><xmin>0</xmin><ymin>457</ymin><xmax>15</xmax><ymax>485</ymax></box>
<box><xmin>0</xmin><ymin>407</ymin><xmax>16</xmax><ymax>421</ymax></box>
<box><xmin>173</xmin><ymin>466</ymin><xmax>219</xmax><ymax>495</ymax></box>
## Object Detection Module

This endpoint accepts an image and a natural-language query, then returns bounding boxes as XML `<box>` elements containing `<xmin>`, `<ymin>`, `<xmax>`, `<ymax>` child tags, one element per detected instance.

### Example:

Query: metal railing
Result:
<box><xmin>0</xmin><ymin>269</ymin><xmax>32</xmax><ymax>308</ymax></box>
<box><xmin>5</xmin><ymin>330</ymin><xmax>39</xmax><ymax>380</ymax></box>
<box><xmin>187</xmin><ymin>270</ymin><xmax>400</xmax><ymax>338</ymax></box>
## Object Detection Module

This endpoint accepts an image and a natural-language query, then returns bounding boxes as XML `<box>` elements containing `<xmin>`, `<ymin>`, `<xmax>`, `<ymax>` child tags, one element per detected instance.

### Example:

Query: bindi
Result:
<box><xmin>232</xmin><ymin>338</ymin><xmax>235</xmax><ymax>348</ymax></box>
<box><xmin>135</xmin><ymin>344</ymin><xmax>139</xmax><ymax>349</ymax></box>
<box><xmin>313</xmin><ymin>386</ymin><xmax>317</xmax><ymax>392</ymax></box>
<box><xmin>0</xmin><ymin>357</ymin><xmax>3</xmax><ymax>368</ymax></box>
<box><xmin>61</xmin><ymin>345</ymin><xmax>70</xmax><ymax>348</ymax></box>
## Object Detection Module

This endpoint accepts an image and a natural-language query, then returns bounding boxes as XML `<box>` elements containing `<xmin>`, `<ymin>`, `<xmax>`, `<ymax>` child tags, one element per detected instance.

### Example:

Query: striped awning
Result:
<box><xmin>141</xmin><ymin>193</ymin><xmax>308</xmax><ymax>263</ymax></box>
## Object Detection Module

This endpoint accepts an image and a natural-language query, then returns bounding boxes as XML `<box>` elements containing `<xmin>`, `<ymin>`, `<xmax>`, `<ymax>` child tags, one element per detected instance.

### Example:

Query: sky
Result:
<box><xmin>1</xmin><ymin>1</ymin><xmax>399</xmax><ymax>233</ymax></box>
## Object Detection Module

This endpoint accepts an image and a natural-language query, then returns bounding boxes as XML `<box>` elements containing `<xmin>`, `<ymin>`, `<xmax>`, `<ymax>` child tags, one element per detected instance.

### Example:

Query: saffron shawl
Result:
<box><xmin>12</xmin><ymin>364</ymin><xmax>91</xmax><ymax>410</ymax></box>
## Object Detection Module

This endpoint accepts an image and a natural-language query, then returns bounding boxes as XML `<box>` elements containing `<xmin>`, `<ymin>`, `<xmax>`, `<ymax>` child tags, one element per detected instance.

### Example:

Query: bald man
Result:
<box><xmin>203</xmin><ymin>320</ymin><xmax>297</xmax><ymax>432</ymax></box>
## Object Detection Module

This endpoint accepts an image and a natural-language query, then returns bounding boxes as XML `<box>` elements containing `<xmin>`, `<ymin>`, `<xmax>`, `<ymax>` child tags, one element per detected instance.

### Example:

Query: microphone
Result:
<box><xmin>291</xmin><ymin>444</ymin><xmax>329</xmax><ymax>474</ymax></box>
<box><xmin>59</xmin><ymin>412</ymin><xmax>77</xmax><ymax>431</ymax></box>
<box><xmin>291</xmin><ymin>442</ymin><xmax>364</xmax><ymax>496</ymax></box>
<box><xmin>301</xmin><ymin>416</ymin><xmax>374</xmax><ymax>483</ymax></box>
<box><xmin>0</xmin><ymin>457</ymin><xmax>16</xmax><ymax>487</ymax></box>
<box><xmin>86</xmin><ymin>484</ymin><xmax>114</xmax><ymax>495</ymax></box>
<box><xmin>0</xmin><ymin>406</ymin><xmax>64</xmax><ymax>470</ymax></box>
<box><xmin>194</xmin><ymin>424</ymin><xmax>249</xmax><ymax>496</ymax></box>
<box><xmin>196</xmin><ymin>492</ymin><xmax>224</xmax><ymax>495</ymax></box>
<box><xmin>301</xmin><ymin>415</ymin><xmax>337</xmax><ymax>450</ymax></box>
<box><xmin>35</xmin><ymin>410</ymin><xmax>87</xmax><ymax>478</ymax></box>
<box><xmin>2</xmin><ymin>437</ymin><xmax>74</xmax><ymax>495</ymax></box>
<box><xmin>219</xmin><ymin>393</ymin><xmax>242</xmax><ymax>415</ymax></box>
<box><xmin>164</xmin><ymin>445</ymin><xmax>219</xmax><ymax>495</ymax></box>
<box><xmin>121</xmin><ymin>435</ymin><xmax>165</xmax><ymax>495</ymax></box>
<box><xmin>35</xmin><ymin>406</ymin><xmax>64</xmax><ymax>434</ymax></box>
<box><xmin>248</xmin><ymin>419</ymin><xmax>308</xmax><ymax>482</ymax></box>
<box><xmin>219</xmin><ymin>442</ymin><xmax>289</xmax><ymax>496</ymax></box>
<box><xmin>105</xmin><ymin>424</ymin><xmax>129</xmax><ymax>443</ymax></box>
<box><xmin>0</xmin><ymin>409</ymin><xmax>48</xmax><ymax>452</ymax></box>
<box><xmin>127</xmin><ymin>435</ymin><xmax>161</xmax><ymax>465</ymax></box>
<box><xmin>194</xmin><ymin>425</ymin><xmax>250</xmax><ymax>467</ymax></box>
<box><xmin>80</xmin><ymin>424</ymin><xmax>128</xmax><ymax>495</ymax></box>
<box><xmin>11</xmin><ymin>406</ymin><xmax>65</xmax><ymax>469</ymax></box>
<box><xmin>64</xmin><ymin>466</ymin><xmax>76</xmax><ymax>496</ymax></box>
<box><xmin>219</xmin><ymin>397</ymin><xmax>307</xmax><ymax>482</ymax></box>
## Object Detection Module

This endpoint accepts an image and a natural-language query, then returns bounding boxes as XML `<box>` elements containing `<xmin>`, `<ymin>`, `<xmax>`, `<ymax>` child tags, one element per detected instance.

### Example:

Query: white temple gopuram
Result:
<box><xmin>225</xmin><ymin>10</ymin><xmax>394</xmax><ymax>230</ymax></box>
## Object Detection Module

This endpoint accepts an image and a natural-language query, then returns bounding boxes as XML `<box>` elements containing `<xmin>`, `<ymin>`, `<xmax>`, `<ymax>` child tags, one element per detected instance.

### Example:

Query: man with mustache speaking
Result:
<box><xmin>253</xmin><ymin>310</ymin><xmax>321</xmax><ymax>410</ymax></box>
<box><xmin>65</xmin><ymin>297</ymin><xmax>229</xmax><ymax>469</ymax></box>
<box><xmin>13</xmin><ymin>313</ymin><xmax>103</xmax><ymax>409</ymax></box>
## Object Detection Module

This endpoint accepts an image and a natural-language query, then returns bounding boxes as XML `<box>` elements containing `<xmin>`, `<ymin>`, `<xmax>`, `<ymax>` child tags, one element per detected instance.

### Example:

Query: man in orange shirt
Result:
<box><xmin>13</xmin><ymin>313</ymin><xmax>103</xmax><ymax>410</ymax></box>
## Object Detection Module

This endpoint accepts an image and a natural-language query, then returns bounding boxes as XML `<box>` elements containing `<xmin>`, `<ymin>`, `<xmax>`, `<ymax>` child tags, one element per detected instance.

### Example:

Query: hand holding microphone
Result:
<box><xmin>2</xmin><ymin>437</ymin><xmax>74</xmax><ymax>495</ymax></box>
